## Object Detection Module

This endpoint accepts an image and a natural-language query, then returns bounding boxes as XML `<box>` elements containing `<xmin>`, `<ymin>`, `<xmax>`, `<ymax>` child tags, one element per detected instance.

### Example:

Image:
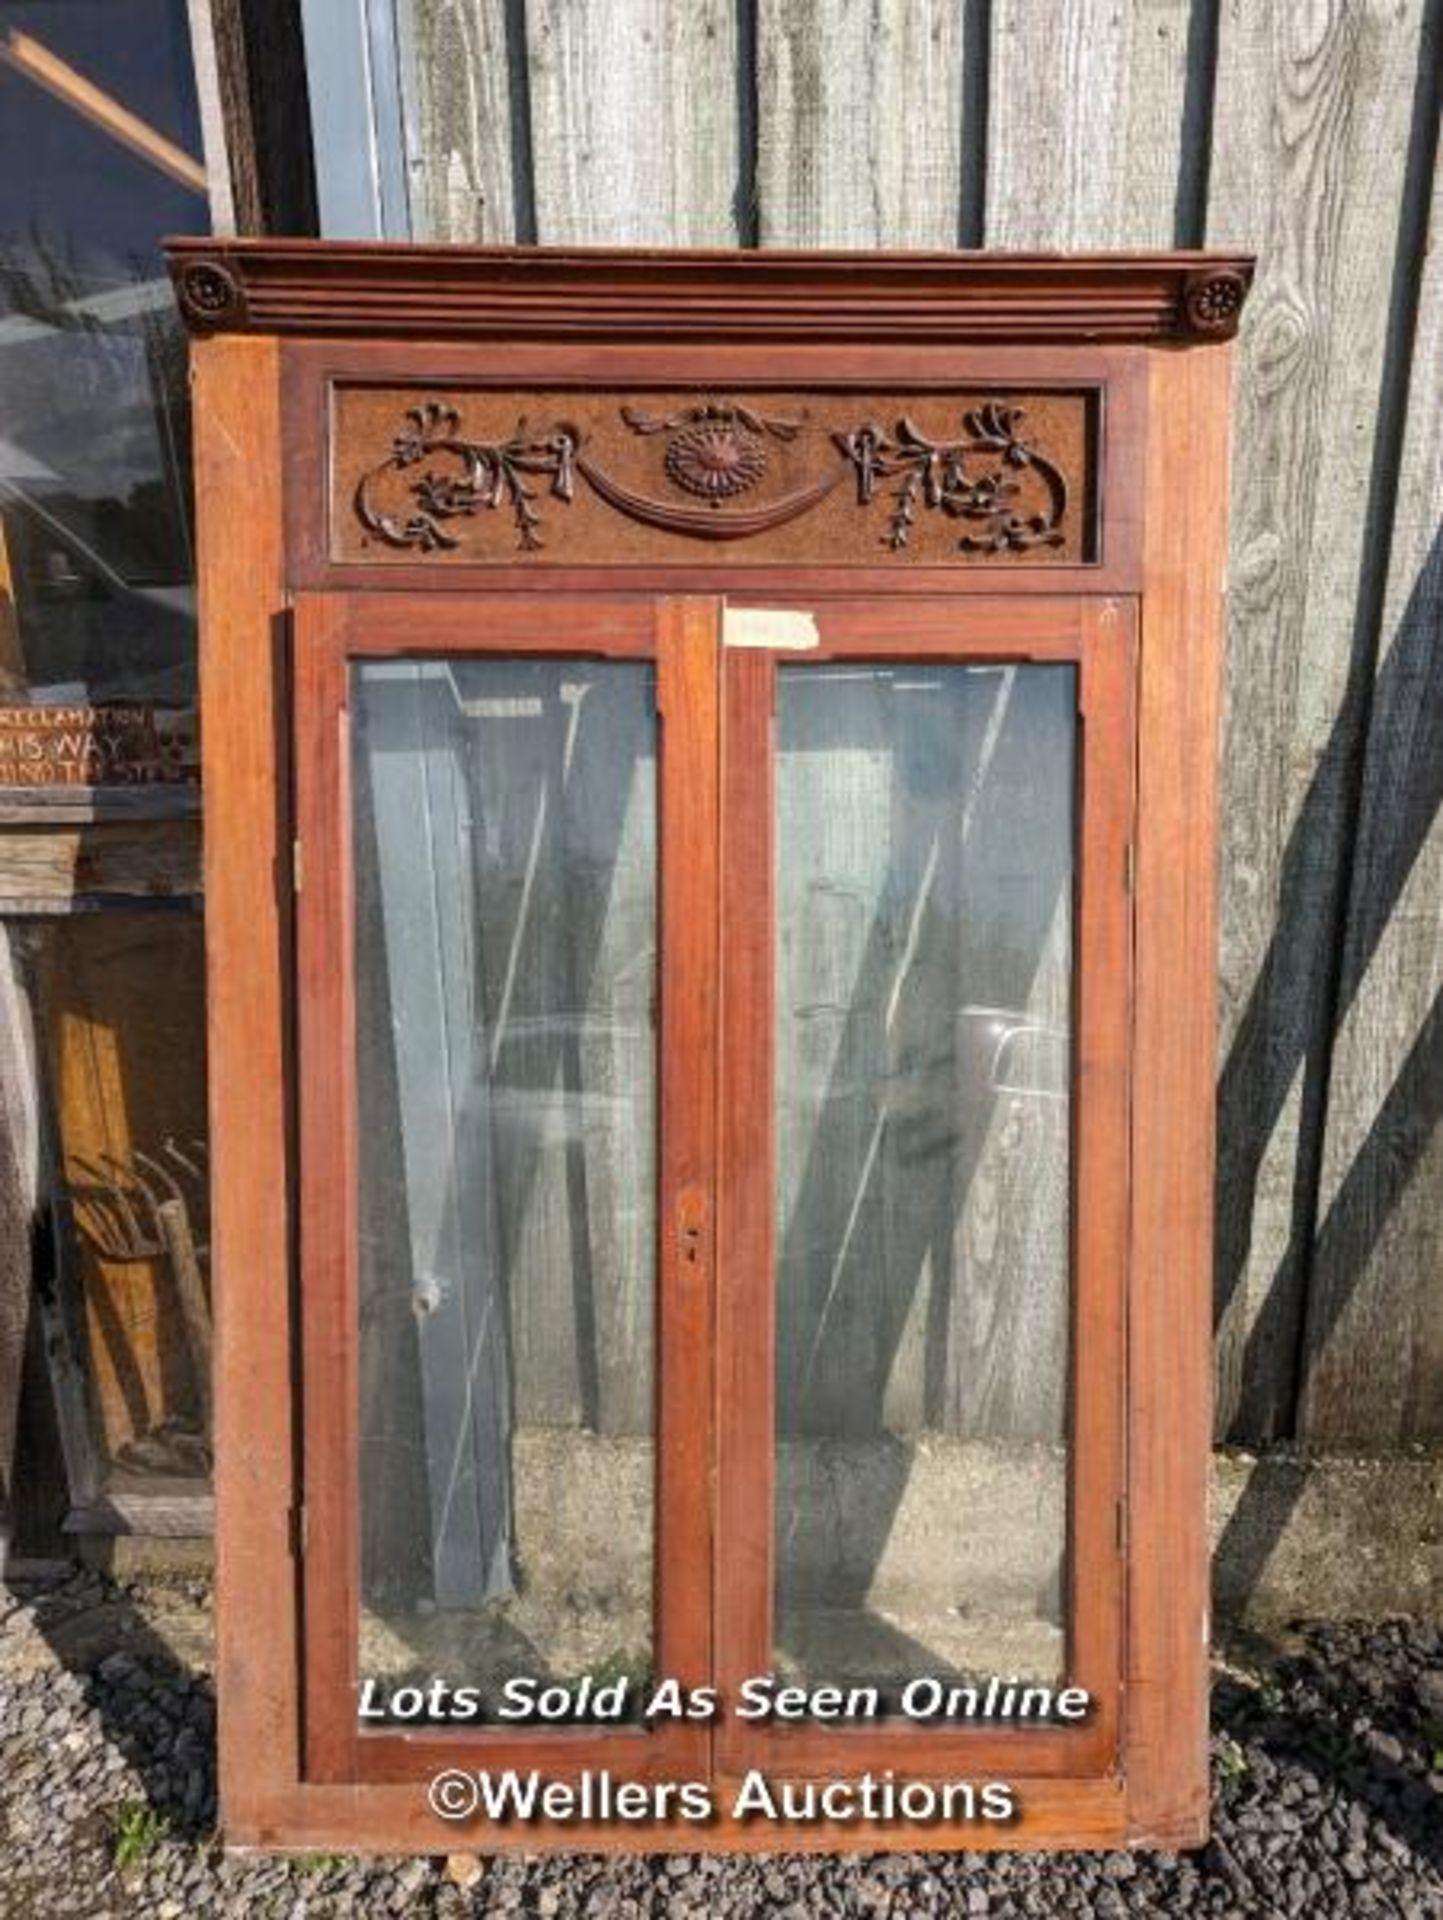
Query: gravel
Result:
<box><xmin>2</xmin><ymin>1570</ymin><xmax>1441</xmax><ymax>1915</ymax></box>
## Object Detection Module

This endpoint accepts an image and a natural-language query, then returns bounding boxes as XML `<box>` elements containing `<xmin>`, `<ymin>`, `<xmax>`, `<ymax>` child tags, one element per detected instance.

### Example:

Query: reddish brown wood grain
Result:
<box><xmin>714</xmin><ymin>644</ymin><xmax>774</xmax><ymax>1780</ymax></box>
<box><xmin>190</xmin><ymin>335</ymin><xmax>300</xmax><ymax>1834</ymax></box>
<box><xmin>1124</xmin><ymin>344</ymin><xmax>1235</xmax><ymax>1848</ymax></box>
<box><xmin>168</xmin><ymin>238</ymin><xmax>1253</xmax><ymax>346</ymax></box>
<box><xmin>653</xmin><ymin>597</ymin><xmax>722</xmax><ymax>1786</ymax></box>
<box><xmin>278</xmin><ymin>340</ymin><xmax>1147</xmax><ymax>597</ymax></box>
<box><xmin>226</xmin><ymin>1771</ymin><xmax>1128</xmax><ymax>1854</ymax></box>
<box><xmin>292</xmin><ymin>595</ymin><xmax>356</xmax><ymax>1782</ymax></box>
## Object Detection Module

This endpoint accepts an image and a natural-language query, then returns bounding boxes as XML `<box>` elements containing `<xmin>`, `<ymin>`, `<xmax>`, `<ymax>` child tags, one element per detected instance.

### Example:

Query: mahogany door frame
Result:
<box><xmin>291</xmin><ymin>590</ymin><xmax>718</xmax><ymax>1788</ymax></box>
<box><xmin>180</xmin><ymin>256</ymin><xmax>1244</xmax><ymax>1849</ymax></box>
<box><xmin>715</xmin><ymin>596</ymin><xmax>1134</xmax><ymax>1786</ymax></box>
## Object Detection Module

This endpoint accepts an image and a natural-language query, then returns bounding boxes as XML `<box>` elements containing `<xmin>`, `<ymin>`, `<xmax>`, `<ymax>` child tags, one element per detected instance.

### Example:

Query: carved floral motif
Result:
<box><xmin>666</xmin><ymin>422</ymin><xmax>765</xmax><ymax>498</ymax></box>
<box><xmin>836</xmin><ymin>403</ymin><xmax>1068</xmax><ymax>553</ymax></box>
<box><xmin>354</xmin><ymin>403</ymin><xmax>578</xmax><ymax>551</ymax></box>
<box><xmin>354</xmin><ymin>397</ymin><xmax>1072</xmax><ymax>557</ymax></box>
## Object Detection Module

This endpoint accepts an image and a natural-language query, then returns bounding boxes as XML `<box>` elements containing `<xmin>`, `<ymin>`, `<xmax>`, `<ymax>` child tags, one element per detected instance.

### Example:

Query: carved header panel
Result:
<box><xmin>331</xmin><ymin>386</ymin><xmax>1097</xmax><ymax>568</ymax></box>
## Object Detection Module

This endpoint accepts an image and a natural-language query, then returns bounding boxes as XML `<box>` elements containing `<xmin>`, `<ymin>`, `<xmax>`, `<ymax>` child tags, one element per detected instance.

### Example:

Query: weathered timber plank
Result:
<box><xmin>207</xmin><ymin>0</ymin><xmax>317</xmax><ymax>235</ymax></box>
<box><xmin>0</xmin><ymin>789</ymin><xmax>201</xmax><ymax>826</ymax></box>
<box><xmin>0</xmin><ymin>822</ymin><xmax>201</xmax><ymax>910</ymax></box>
<box><xmin>0</xmin><ymin>925</ymin><xmax>38</xmax><ymax>1560</ymax></box>
<box><xmin>526</xmin><ymin>0</ymin><xmax>738</xmax><ymax>244</ymax></box>
<box><xmin>402</xmin><ymin>0</ymin><xmax>519</xmax><ymax>241</ymax></box>
<box><xmin>987</xmin><ymin>0</ymin><xmax>1196</xmax><ymax>247</ymax></box>
<box><xmin>756</xmin><ymin>0</ymin><xmax>964</xmax><ymax>246</ymax></box>
<box><xmin>35</xmin><ymin>916</ymin><xmax>210</xmax><ymax>1464</ymax></box>
<box><xmin>1207</xmin><ymin>0</ymin><xmax>1431</xmax><ymax>1441</ymax></box>
<box><xmin>1300</xmin><ymin>65</ymin><xmax>1443</xmax><ymax>1444</ymax></box>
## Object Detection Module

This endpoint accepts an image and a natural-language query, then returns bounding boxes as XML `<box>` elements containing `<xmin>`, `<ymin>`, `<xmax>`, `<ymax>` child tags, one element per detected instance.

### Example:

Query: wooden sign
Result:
<box><xmin>0</xmin><ymin>705</ymin><xmax>199</xmax><ymax>787</ymax></box>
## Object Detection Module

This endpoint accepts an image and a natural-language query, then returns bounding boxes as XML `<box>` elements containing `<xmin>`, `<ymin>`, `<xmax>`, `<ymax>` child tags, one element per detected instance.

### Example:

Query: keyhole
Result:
<box><xmin>676</xmin><ymin>1187</ymin><xmax>707</xmax><ymax>1268</ymax></box>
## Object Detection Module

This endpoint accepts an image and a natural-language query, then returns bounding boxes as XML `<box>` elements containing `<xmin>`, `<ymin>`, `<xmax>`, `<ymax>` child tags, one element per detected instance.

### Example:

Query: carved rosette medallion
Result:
<box><xmin>616</xmin><ymin>401</ymin><xmax>796</xmax><ymax>504</ymax></box>
<box><xmin>353</xmin><ymin>395</ymin><xmax>1074</xmax><ymax>559</ymax></box>
<box><xmin>664</xmin><ymin>420</ymin><xmax>767</xmax><ymax>499</ymax></box>
<box><xmin>1182</xmin><ymin>270</ymin><xmax>1247</xmax><ymax>339</ymax></box>
<box><xmin>175</xmin><ymin>260</ymin><xmax>243</xmax><ymax>327</ymax></box>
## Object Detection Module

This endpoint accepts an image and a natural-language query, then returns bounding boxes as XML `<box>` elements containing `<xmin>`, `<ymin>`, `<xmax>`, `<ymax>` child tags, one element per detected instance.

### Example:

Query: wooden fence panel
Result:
<box><xmin>987</xmin><ymin>0</ymin><xmax>1198</xmax><ymax>247</ymax></box>
<box><xmin>1300</xmin><ymin>80</ymin><xmax>1443</xmax><ymax>1445</ymax></box>
<box><xmin>402</xmin><ymin>0</ymin><xmax>519</xmax><ymax>242</ymax></box>
<box><xmin>1206</xmin><ymin>0</ymin><xmax>1431</xmax><ymax>1441</ymax></box>
<box><xmin>756</xmin><ymin>0</ymin><xmax>964</xmax><ymax>246</ymax></box>
<box><xmin>379</xmin><ymin>0</ymin><xmax>1443</xmax><ymax>1450</ymax></box>
<box><xmin>526</xmin><ymin>0</ymin><xmax>738</xmax><ymax>244</ymax></box>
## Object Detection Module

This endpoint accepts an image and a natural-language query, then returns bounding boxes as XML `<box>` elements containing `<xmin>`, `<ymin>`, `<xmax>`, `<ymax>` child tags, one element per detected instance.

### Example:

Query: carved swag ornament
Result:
<box><xmin>354</xmin><ymin>398</ymin><xmax>1070</xmax><ymax>558</ymax></box>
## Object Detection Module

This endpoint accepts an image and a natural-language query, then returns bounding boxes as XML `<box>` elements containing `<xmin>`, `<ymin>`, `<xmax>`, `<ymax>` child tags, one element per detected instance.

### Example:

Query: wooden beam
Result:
<box><xmin>0</xmin><ymin>28</ymin><xmax>208</xmax><ymax>193</ymax></box>
<box><xmin>189</xmin><ymin>333</ymin><xmax>297</xmax><ymax>1829</ymax></box>
<box><xmin>205</xmin><ymin>0</ymin><xmax>318</xmax><ymax>236</ymax></box>
<box><xmin>0</xmin><ymin>822</ymin><xmax>201</xmax><ymax>913</ymax></box>
<box><xmin>1127</xmin><ymin>341</ymin><xmax>1234</xmax><ymax>1848</ymax></box>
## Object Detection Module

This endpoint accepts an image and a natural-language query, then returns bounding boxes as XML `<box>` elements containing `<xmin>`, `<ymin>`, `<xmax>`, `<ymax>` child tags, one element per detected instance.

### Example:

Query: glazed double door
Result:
<box><xmin>293</xmin><ymin>590</ymin><xmax>1133</xmax><ymax>1790</ymax></box>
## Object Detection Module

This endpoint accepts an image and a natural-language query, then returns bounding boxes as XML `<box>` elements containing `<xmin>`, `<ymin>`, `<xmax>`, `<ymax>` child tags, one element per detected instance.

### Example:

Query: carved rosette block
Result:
<box><xmin>1181</xmin><ymin>270</ymin><xmax>1248</xmax><ymax>340</ymax></box>
<box><xmin>174</xmin><ymin>260</ymin><xmax>245</xmax><ymax>329</ymax></box>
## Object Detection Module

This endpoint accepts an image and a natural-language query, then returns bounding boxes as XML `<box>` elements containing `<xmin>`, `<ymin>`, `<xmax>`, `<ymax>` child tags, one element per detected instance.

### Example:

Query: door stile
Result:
<box><xmin>652</xmin><ymin>597</ymin><xmax>723</xmax><ymax>1758</ymax></box>
<box><xmin>1062</xmin><ymin>598</ymin><xmax>1136</xmax><ymax>1777</ymax></box>
<box><xmin>294</xmin><ymin>594</ymin><xmax>362</xmax><ymax>1782</ymax></box>
<box><xmin>715</xmin><ymin>643</ymin><xmax>777</xmax><ymax>1775</ymax></box>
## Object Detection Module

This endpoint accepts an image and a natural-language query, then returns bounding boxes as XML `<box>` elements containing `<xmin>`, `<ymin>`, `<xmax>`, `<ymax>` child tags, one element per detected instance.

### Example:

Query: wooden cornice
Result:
<box><xmin>165</xmin><ymin>240</ymin><xmax>1253</xmax><ymax>345</ymax></box>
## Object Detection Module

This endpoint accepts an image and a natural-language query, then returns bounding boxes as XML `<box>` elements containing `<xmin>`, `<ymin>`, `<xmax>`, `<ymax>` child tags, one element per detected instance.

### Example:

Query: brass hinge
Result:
<box><xmin>292</xmin><ymin>838</ymin><xmax>303</xmax><ymax>894</ymax></box>
<box><xmin>1124</xmin><ymin>841</ymin><xmax>1135</xmax><ymax>894</ymax></box>
<box><xmin>1116</xmin><ymin>1496</ymin><xmax>1128</xmax><ymax>1555</ymax></box>
<box><xmin>290</xmin><ymin>1503</ymin><xmax>308</xmax><ymax>1558</ymax></box>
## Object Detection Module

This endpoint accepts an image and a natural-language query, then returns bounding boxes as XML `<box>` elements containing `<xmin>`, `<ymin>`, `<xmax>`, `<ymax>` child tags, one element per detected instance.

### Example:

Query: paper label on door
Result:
<box><xmin>722</xmin><ymin>607</ymin><xmax>820</xmax><ymax>650</ymax></box>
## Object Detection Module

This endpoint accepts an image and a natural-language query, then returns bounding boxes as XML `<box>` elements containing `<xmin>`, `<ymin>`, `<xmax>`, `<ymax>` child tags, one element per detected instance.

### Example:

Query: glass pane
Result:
<box><xmin>774</xmin><ymin>662</ymin><xmax>1075</xmax><ymax>1691</ymax></box>
<box><xmin>0</xmin><ymin>0</ymin><xmax>207</xmax><ymax>708</ymax></box>
<box><xmin>352</xmin><ymin>658</ymin><xmax>657</xmax><ymax>1714</ymax></box>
